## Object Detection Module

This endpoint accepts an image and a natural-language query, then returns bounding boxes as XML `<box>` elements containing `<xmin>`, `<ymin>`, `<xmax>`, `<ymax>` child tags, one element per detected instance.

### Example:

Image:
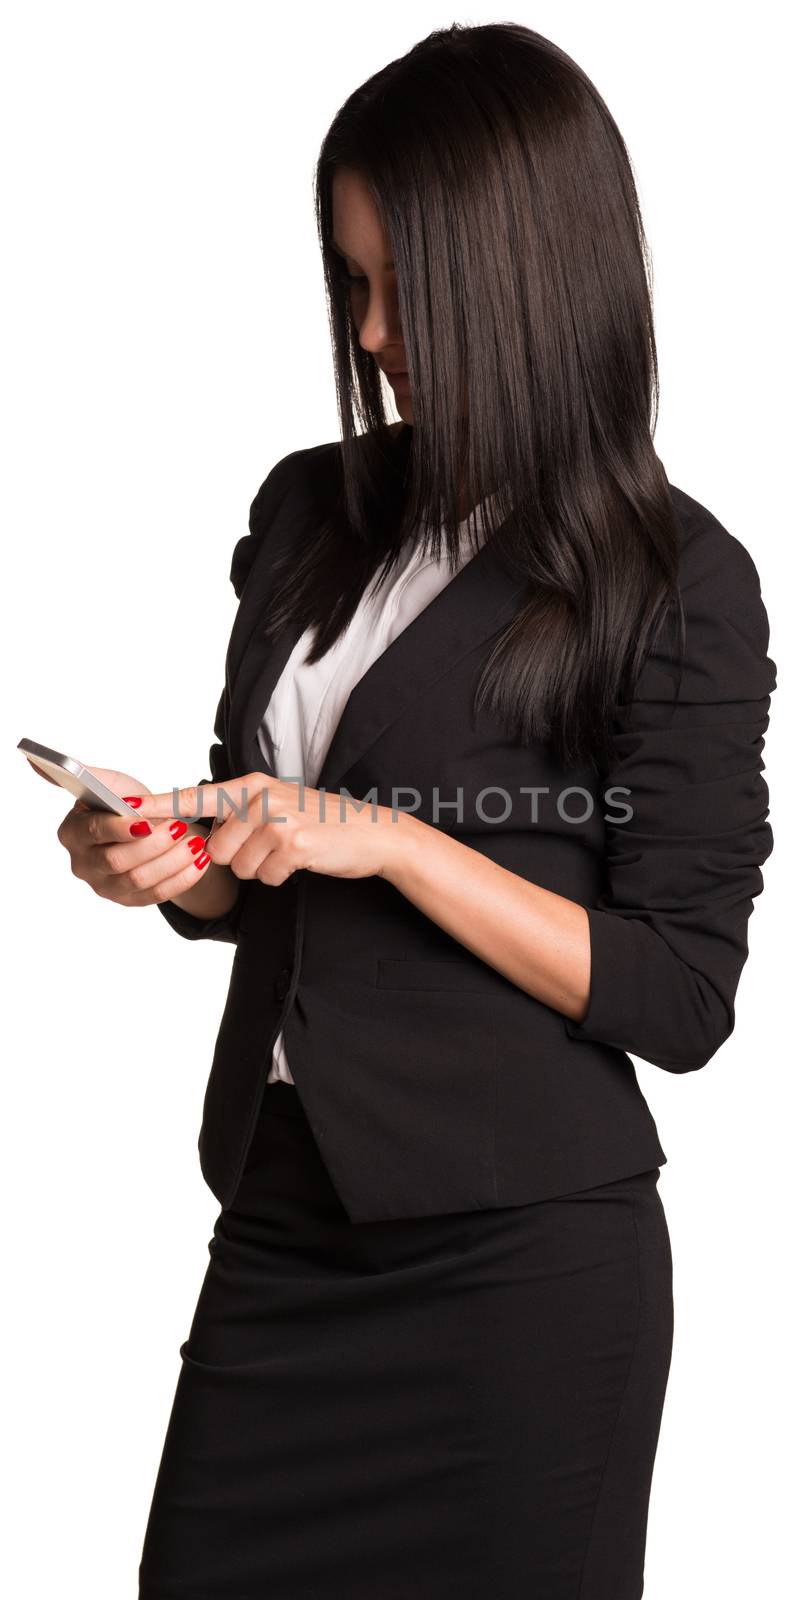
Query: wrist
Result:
<box><xmin>377</xmin><ymin>806</ymin><xmax>428</xmax><ymax>883</ymax></box>
<box><xmin>169</xmin><ymin>858</ymin><xmax>240</xmax><ymax>920</ymax></box>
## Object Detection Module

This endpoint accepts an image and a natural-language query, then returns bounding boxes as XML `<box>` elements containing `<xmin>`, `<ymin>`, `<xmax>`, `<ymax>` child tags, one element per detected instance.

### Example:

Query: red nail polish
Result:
<box><xmin>129</xmin><ymin>821</ymin><xmax>152</xmax><ymax>837</ymax></box>
<box><xmin>169</xmin><ymin>820</ymin><xmax>188</xmax><ymax>839</ymax></box>
<box><xmin>194</xmin><ymin>851</ymin><xmax>211</xmax><ymax>869</ymax></box>
<box><xmin>123</xmin><ymin>796</ymin><xmax>142</xmax><ymax>807</ymax></box>
<box><xmin>187</xmin><ymin>835</ymin><xmax>206</xmax><ymax>855</ymax></box>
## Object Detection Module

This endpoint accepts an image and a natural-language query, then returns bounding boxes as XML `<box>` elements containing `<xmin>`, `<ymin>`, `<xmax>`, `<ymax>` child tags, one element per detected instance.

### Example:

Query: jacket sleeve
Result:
<box><xmin>154</xmin><ymin>682</ymin><xmax>248</xmax><ymax>944</ymax></box>
<box><xmin>155</xmin><ymin>450</ymin><xmax>302</xmax><ymax>944</ymax></box>
<box><xmin>564</xmin><ymin>517</ymin><xmax>776</xmax><ymax>1073</ymax></box>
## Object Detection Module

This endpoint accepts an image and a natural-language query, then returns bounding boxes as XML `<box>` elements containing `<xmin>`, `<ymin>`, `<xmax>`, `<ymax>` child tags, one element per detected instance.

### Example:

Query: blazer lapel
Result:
<box><xmin>315</xmin><ymin>535</ymin><xmax>526</xmax><ymax>794</ymax></box>
<box><xmin>229</xmin><ymin>446</ymin><xmax>528</xmax><ymax>794</ymax></box>
<box><xmin>228</xmin><ymin>602</ymin><xmax>305</xmax><ymax>782</ymax></box>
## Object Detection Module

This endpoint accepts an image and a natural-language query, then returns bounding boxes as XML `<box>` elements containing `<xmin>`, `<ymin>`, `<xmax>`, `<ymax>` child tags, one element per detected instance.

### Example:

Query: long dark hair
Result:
<box><xmin>261</xmin><ymin>21</ymin><xmax>685</xmax><ymax>775</ymax></box>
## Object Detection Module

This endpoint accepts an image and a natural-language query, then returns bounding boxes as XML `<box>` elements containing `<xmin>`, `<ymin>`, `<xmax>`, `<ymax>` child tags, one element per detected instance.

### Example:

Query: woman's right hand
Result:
<box><xmin>55</xmin><ymin>766</ymin><xmax>215</xmax><ymax>910</ymax></box>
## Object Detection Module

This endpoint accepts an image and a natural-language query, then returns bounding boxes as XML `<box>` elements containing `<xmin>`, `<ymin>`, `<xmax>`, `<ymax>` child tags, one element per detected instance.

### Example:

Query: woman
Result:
<box><xmin>58</xmin><ymin>23</ymin><xmax>776</xmax><ymax>1598</ymax></box>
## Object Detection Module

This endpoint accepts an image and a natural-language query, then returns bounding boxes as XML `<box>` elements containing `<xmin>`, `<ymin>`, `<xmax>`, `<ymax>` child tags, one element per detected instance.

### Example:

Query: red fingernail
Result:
<box><xmin>169</xmin><ymin>820</ymin><xmax>188</xmax><ymax>839</ymax></box>
<box><xmin>129</xmin><ymin>821</ymin><xmax>152</xmax><ymax>837</ymax></box>
<box><xmin>123</xmin><ymin>796</ymin><xmax>142</xmax><ymax>807</ymax></box>
<box><xmin>194</xmin><ymin>851</ymin><xmax>211</xmax><ymax>869</ymax></box>
<box><xmin>187</xmin><ymin>835</ymin><xmax>206</xmax><ymax>855</ymax></box>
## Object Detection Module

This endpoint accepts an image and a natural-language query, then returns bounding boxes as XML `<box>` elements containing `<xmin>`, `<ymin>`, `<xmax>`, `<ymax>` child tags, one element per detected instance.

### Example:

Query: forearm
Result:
<box><xmin>168</xmin><ymin>824</ymin><xmax>242</xmax><ymax>922</ymax></box>
<box><xmin>380</xmin><ymin>813</ymin><xmax>591</xmax><ymax>1021</ymax></box>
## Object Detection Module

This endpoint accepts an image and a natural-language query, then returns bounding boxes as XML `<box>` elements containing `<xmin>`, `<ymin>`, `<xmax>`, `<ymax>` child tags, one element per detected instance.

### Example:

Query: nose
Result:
<box><xmin>356</xmin><ymin>281</ymin><xmax>403</xmax><ymax>360</ymax></box>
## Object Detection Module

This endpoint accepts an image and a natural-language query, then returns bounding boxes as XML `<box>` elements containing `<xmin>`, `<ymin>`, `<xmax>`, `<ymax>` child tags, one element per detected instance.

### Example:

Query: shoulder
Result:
<box><xmin>246</xmin><ymin>425</ymin><xmax>407</xmax><ymax>528</ymax></box>
<box><xmin>250</xmin><ymin>423</ymin><xmax>405</xmax><ymax>513</ymax></box>
<box><xmin>668</xmin><ymin>481</ymin><xmax>767</xmax><ymax>622</ymax></box>
<box><xmin>249</xmin><ymin>437</ymin><xmax>339</xmax><ymax>521</ymax></box>
<box><xmin>637</xmin><ymin>481</ymin><xmax>777</xmax><ymax>706</ymax></box>
<box><xmin>230</xmin><ymin>437</ymin><xmax>342</xmax><ymax>599</ymax></box>
<box><xmin>236</xmin><ymin>424</ymin><xmax>409</xmax><ymax>597</ymax></box>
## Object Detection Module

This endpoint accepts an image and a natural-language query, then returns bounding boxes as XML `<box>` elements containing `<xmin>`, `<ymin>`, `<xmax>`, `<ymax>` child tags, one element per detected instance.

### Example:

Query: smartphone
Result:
<box><xmin>18</xmin><ymin>737</ymin><xmax>143</xmax><ymax>819</ymax></box>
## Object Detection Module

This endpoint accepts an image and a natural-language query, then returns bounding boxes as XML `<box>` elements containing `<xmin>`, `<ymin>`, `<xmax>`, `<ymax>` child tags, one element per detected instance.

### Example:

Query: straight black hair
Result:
<box><xmin>259</xmin><ymin>20</ymin><xmax>685</xmax><ymax>775</ymax></box>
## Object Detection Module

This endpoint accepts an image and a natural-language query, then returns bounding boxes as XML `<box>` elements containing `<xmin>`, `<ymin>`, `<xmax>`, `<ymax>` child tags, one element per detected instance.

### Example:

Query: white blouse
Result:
<box><xmin>258</xmin><ymin>492</ymin><xmax>497</xmax><ymax>1086</ymax></box>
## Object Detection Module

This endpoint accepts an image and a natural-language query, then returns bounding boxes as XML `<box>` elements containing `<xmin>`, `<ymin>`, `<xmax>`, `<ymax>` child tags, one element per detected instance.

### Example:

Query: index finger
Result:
<box><xmin>135</xmin><ymin>781</ymin><xmax>250</xmax><ymax>825</ymax></box>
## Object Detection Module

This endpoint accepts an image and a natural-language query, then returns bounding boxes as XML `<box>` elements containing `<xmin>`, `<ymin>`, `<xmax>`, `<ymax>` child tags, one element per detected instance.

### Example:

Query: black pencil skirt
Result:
<box><xmin>138</xmin><ymin>1081</ymin><xmax>674</xmax><ymax>1599</ymax></box>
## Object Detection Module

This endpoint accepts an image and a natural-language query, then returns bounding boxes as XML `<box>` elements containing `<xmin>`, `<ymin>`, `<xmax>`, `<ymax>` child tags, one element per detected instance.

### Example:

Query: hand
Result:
<box><xmin>133</xmin><ymin>771</ymin><xmax>411</xmax><ymax>886</ymax></box>
<box><xmin>56</xmin><ymin>765</ymin><xmax>216</xmax><ymax>909</ymax></box>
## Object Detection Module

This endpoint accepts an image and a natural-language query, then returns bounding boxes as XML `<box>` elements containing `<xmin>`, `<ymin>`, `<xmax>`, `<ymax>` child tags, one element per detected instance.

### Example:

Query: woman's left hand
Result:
<box><xmin>132</xmin><ymin>772</ymin><xmax>410</xmax><ymax>886</ymax></box>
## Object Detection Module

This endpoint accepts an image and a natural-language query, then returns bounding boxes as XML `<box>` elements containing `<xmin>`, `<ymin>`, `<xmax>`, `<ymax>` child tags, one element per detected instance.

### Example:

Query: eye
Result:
<box><xmin>333</xmin><ymin>256</ymin><xmax>368</xmax><ymax>287</ymax></box>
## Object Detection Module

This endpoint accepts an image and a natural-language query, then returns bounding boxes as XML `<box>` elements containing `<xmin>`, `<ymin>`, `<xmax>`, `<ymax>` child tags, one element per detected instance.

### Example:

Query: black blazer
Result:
<box><xmin>158</xmin><ymin>432</ymin><xmax>777</xmax><ymax>1223</ymax></box>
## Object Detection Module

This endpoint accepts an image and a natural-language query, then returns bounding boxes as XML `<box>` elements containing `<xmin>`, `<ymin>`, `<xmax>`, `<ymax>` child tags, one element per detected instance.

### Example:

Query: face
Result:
<box><xmin>331</xmin><ymin>167</ymin><xmax>413</xmax><ymax>421</ymax></box>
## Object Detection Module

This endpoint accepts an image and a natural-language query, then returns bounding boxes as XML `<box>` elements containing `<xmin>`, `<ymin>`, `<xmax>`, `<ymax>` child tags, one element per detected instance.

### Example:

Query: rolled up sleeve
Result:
<box><xmin>564</xmin><ymin>520</ymin><xmax>776</xmax><ymax>1073</ymax></box>
<box><xmin>155</xmin><ymin>450</ymin><xmax>302</xmax><ymax>945</ymax></box>
<box><xmin>155</xmin><ymin>684</ymin><xmax>248</xmax><ymax>944</ymax></box>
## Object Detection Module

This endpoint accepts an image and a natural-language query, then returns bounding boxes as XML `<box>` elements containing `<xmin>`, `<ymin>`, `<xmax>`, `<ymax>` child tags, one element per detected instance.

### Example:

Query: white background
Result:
<box><xmin>2</xmin><ymin>3</ymin><xmax>794</xmax><ymax>1594</ymax></box>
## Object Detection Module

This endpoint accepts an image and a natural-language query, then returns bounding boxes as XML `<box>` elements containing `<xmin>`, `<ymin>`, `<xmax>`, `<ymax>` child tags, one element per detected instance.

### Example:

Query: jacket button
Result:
<box><xmin>274</xmin><ymin>966</ymin><xmax>291</xmax><ymax>1002</ymax></box>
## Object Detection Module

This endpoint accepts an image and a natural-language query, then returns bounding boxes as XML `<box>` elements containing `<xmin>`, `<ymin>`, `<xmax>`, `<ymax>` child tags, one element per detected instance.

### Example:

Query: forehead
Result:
<box><xmin>331</xmin><ymin>168</ymin><xmax>391</xmax><ymax>261</ymax></box>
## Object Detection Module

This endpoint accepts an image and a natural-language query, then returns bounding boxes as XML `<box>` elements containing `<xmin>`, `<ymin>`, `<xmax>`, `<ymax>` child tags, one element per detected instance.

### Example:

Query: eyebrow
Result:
<box><xmin>330</xmin><ymin>238</ymin><xmax>395</xmax><ymax>269</ymax></box>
